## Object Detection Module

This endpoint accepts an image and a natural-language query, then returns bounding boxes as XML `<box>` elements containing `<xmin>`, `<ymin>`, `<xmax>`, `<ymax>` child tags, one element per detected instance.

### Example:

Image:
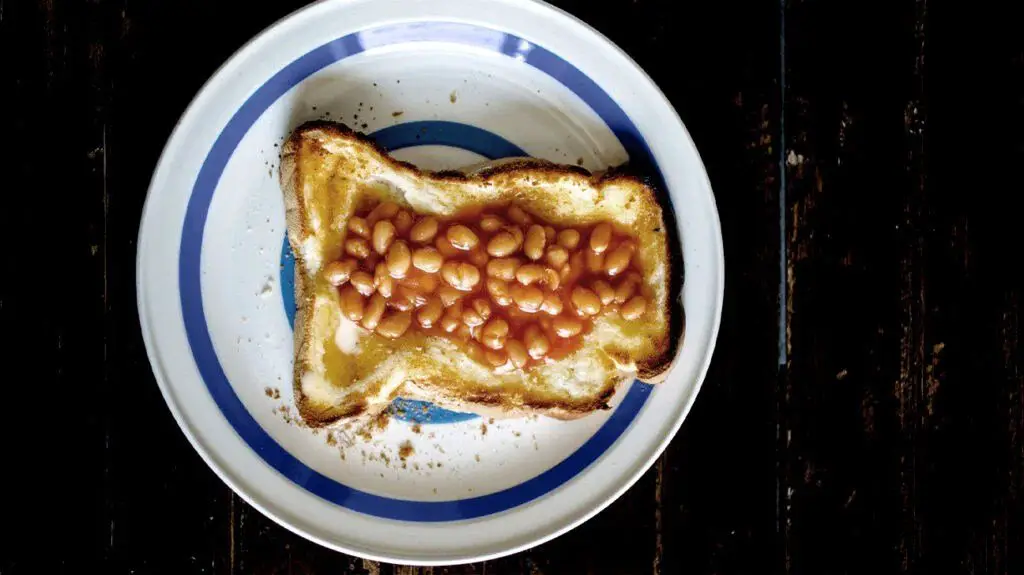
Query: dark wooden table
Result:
<box><xmin>4</xmin><ymin>0</ymin><xmax>1024</xmax><ymax>573</ymax></box>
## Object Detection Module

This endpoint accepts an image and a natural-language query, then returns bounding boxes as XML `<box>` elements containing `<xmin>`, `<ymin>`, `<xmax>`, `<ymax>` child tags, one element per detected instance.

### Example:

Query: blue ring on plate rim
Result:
<box><xmin>179</xmin><ymin>22</ymin><xmax>666</xmax><ymax>521</ymax></box>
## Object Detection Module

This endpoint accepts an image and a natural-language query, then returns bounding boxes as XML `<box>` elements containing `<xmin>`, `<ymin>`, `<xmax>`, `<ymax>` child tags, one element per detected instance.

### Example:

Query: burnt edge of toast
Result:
<box><xmin>281</xmin><ymin>120</ymin><xmax>686</xmax><ymax>427</ymax></box>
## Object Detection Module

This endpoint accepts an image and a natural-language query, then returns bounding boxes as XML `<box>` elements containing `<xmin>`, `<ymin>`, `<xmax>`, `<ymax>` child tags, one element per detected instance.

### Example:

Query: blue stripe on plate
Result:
<box><xmin>179</xmin><ymin>21</ymin><xmax>662</xmax><ymax>521</ymax></box>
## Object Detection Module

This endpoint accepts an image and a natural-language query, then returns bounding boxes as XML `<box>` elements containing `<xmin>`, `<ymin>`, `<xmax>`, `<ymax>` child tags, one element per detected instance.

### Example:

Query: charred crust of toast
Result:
<box><xmin>297</xmin><ymin>395</ymin><xmax>368</xmax><ymax>428</ymax></box>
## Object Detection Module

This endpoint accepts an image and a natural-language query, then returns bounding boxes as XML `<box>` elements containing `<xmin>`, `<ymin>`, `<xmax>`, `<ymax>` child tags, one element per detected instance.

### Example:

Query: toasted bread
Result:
<box><xmin>280</xmin><ymin>120</ymin><xmax>683</xmax><ymax>427</ymax></box>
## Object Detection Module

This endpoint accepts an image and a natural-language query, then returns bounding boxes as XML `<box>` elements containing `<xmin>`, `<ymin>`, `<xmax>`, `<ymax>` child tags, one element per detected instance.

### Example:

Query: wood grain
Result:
<box><xmin>784</xmin><ymin>0</ymin><xmax>1024</xmax><ymax>573</ymax></box>
<box><xmin>4</xmin><ymin>0</ymin><xmax>1024</xmax><ymax>573</ymax></box>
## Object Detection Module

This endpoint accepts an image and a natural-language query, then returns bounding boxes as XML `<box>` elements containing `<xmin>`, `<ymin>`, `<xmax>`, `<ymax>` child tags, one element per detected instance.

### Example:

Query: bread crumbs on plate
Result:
<box><xmin>399</xmin><ymin>441</ymin><xmax>414</xmax><ymax>460</ymax></box>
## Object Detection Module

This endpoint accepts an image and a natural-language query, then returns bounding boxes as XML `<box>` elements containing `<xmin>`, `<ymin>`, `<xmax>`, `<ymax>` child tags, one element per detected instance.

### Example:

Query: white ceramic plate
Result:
<box><xmin>137</xmin><ymin>0</ymin><xmax>723</xmax><ymax>564</ymax></box>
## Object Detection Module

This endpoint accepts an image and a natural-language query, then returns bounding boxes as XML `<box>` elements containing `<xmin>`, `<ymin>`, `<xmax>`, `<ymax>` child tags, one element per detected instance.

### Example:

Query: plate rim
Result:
<box><xmin>136</xmin><ymin>0</ymin><xmax>725</xmax><ymax>564</ymax></box>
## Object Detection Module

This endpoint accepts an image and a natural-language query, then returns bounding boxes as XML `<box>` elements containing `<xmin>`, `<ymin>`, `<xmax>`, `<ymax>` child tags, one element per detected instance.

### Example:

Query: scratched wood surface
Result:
<box><xmin>3</xmin><ymin>0</ymin><xmax>1022</xmax><ymax>573</ymax></box>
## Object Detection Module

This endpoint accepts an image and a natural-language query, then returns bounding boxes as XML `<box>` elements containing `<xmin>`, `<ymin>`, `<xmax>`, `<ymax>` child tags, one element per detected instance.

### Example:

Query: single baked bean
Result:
<box><xmin>545</xmin><ymin>246</ymin><xmax>569</xmax><ymax>269</ymax></box>
<box><xmin>366</xmin><ymin>201</ymin><xmax>399</xmax><ymax>226</ymax></box>
<box><xmin>480</xmin><ymin>214</ymin><xmax>505</xmax><ymax>232</ymax></box>
<box><xmin>350</xmin><ymin>271</ymin><xmax>375</xmax><ymax>296</ymax></box>
<box><xmin>541</xmin><ymin>292</ymin><xmax>563</xmax><ymax>315</ymax></box>
<box><xmin>376</xmin><ymin>310</ymin><xmax>413</xmax><ymax>339</ymax></box>
<box><xmin>339</xmin><ymin>286</ymin><xmax>365</xmax><ymax>321</ymax></box>
<box><xmin>372</xmin><ymin>219</ymin><xmax>396</xmax><ymax>255</ymax></box>
<box><xmin>592</xmin><ymin>280</ymin><xmax>615</xmax><ymax>305</ymax></box>
<box><xmin>486</xmin><ymin>277</ymin><xmax>513</xmax><ymax>306</ymax></box>
<box><xmin>417</xmin><ymin>297</ymin><xmax>443</xmax><ymax>328</ymax></box>
<box><xmin>589</xmin><ymin>222</ymin><xmax>612</xmax><ymax>253</ymax></box>
<box><xmin>412</xmin><ymin>247</ymin><xmax>443</xmax><ymax>273</ymax></box>
<box><xmin>386</xmin><ymin>240</ymin><xmax>412</xmax><ymax>278</ymax></box>
<box><xmin>441</xmin><ymin>301</ymin><xmax>462</xmax><ymax>332</ymax></box>
<box><xmin>506</xmin><ymin>339</ymin><xmax>529</xmax><ymax>368</ymax></box>
<box><xmin>487</xmin><ymin>231</ymin><xmax>519</xmax><ymax>257</ymax></box>
<box><xmin>571</xmin><ymin>286</ymin><xmax>602</xmax><ymax>316</ymax></box>
<box><xmin>524</xmin><ymin>225</ymin><xmax>547</xmax><ymax>260</ymax></box>
<box><xmin>361</xmin><ymin>293</ymin><xmax>387</xmax><ymax>330</ymax></box>
<box><xmin>563</xmin><ymin>251</ymin><xmax>585</xmax><ymax>284</ymax></box>
<box><xmin>441</xmin><ymin>261</ymin><xmax>481</xmax><ymax>291</ymax></box>
<box><xmin>507</xmin><ymin>205</ymin><xmax>532</xmax><ymax>226</ymax></box>
<box><xmin>614</xmin><ymin>273</ymin><xmax>641</xmax><ymax>304</ymax></box>
<box><xmin>585</xmin><ymin>249</ymin><xmax>606</xmax><ymax>273</ymax></box>
<box><xmin>345</xmin><ymin>237</ymin><xmax>371</xmax><ymax>259</ymax></box>
<box><xmin>374</xmin><ymin>263</ymin><xmax>394</xmax><ymax>298</ymax></box>
<box><xmin>553</xmin><ymin>315</ymin><xmax>584</xmax><ymax>338</ymax></box>
<box><xmin>435</xmin><ymin>234</ymin><xmax>462</xmax><ymax>258</ymax></box>
<box><xmin>515</xmin><ymin>264</ymin><xmax>546</xmax><ymax>286</ymax></box>
<box><xmin>462</xmin><ymin>308</ymin><xmax>485</xmax><ymax>327</ymax></box>
<box><xmin>472</xmin><ymin>299</ymin><xmax>492</xmax><ymax>320</ymax></box>
<box><xmin>402</xmin><ymin>272</ymin><xmax>438</xmax><ymax>294</ymax></box>
<box><xmin>485</xmin><ymin>348</ymin><xmax>508</xmax><ymax>367</ymax></box>
<box><xmin>323</xmin><ymin>259</ymin><xmax>357</xmax><ymax>286</ymax></box>
<box><xmin>557</xmin><ymin>229</ymin><xmax>581</xmax><ymax>250</ymax></box>
<box><xmin>487</xmin><ymin>258</ymin><xmax>520</xmax><ymax>281</ymax></box>
<box><xmin>620</xmin><ymin>296</ymin><xmax>647</xmax><ymax>320</ymax></box>
<box><xmin>507</xmin><ymin>226</ymin><xmax>525</xmax><ymax>250</ymax></box>
<box><xmin>394</xmin><ymin>210</ymin><xmax>414</xmax><ymax>236</ymax></box>
<box><xmin>481</xmin><ymin>317</ymin><xmax>509</xmax><ymax>340</ymax></box>
<box><xmin>348</xmin><ymin>217</ymin><xmax>370</xmax><ymax>239</ymax></box>
<box><xmin>481</xmin><ymin>318</ymin><xmax>509</xmax><ymax>350</ymax></box>
<box><xmin>388</xmin><ymin>293</ymin><xmax>414</xmax><ymax>312</ymax></box>
<box><xmin>438</xmin><ymin>285</ymin><xmax>463</xmax><ymax>307</ymax></box>
<box><xmin>524</xmin><ymin>325</ymin><xmax>550</xmax><ymax>359</ymax></box>
<box><xmin>447</xmin><ymin>225</ymin><xmax>480</xmax><ymax>251</ymax></box>
<box><xmin>440</xmin><ymin>314</ymin><xmax>460</xmax><ymax>333</ymax></box>
<box><xmin>511</xmin><ymin>283</ymin><xmax>544</xmax><ymax>313</ymax></box>
<box><xmin>543</xmin><ymin>268</ymin><xmax>561</xmax><ymax>291</ymax></box>
<box><xmin>409</xmin><ymin>216</ymin><xmax>439</xmax><ymax>243</ymax></box>
<box><xmin>604</xmin><ymin>240</ymin><xmax>636</xmax><ymax>276</ymax></box>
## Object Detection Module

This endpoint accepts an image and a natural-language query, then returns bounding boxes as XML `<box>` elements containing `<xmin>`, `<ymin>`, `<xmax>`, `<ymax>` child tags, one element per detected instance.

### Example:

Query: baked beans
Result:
<box><xmin>326</xmin><ymin>200</ymin><xmax>650</xmax><ymax>371</ymax></box>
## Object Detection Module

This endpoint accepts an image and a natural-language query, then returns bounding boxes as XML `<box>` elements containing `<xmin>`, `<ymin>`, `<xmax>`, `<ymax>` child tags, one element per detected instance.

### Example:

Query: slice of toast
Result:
<box><xmin>280</xmin><ymin>120</ymin><xmax>683</xmax><ymax>427</ymax></box>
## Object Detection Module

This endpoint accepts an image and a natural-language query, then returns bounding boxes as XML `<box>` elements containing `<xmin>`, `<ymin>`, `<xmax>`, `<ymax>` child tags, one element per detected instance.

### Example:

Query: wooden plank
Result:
<box><xmin>783</xmin><ymin>0</ymin><xmax>921</xmax><ymax>571</ymax></box>
<box><xmin>784</xmin><ymin>0</ymin><xmax>1024</xmax><ymax>573</ymax></box>
<box><xmin>1</xmin><ymin>0</ymin><xmax>115</xmax><ymax>572</ymax></box>
<box><xmin>903</xmin><ymin>2</ymin><xmax>1024</xmax><ymax>571</ymax></box>
<box><xmin>648</xmin><ymin>0</ymin><xmax>785</xmax><ymax>573</ymax></box>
